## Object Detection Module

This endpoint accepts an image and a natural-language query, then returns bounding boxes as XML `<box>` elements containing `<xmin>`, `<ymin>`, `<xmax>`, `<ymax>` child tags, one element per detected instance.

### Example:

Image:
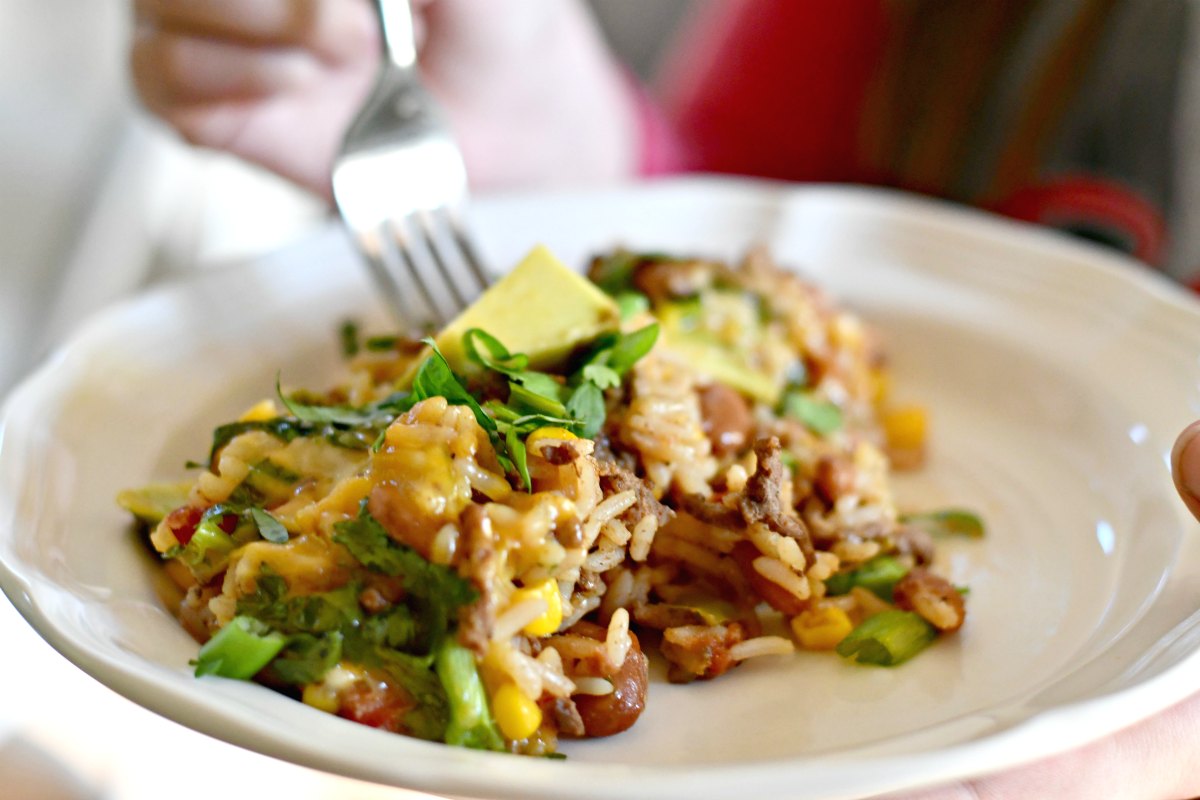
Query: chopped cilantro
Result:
<box><xmin>781</xmin><ymin>391</ymin><xmax>843</xmax><ymax>435</ymax></box>
<box><xmin>340</xmin><ymin>320</ymin><xmax>360</xmax><ymax>357</ymax></box>
<box><xmin>250</xmin><ymin>507</ymin><xmax>289</xmax><ymax>544</ymax></box>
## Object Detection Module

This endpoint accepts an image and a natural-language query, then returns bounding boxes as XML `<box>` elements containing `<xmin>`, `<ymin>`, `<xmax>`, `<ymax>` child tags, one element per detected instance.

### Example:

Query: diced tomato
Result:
<box><xmin>164</xmin><ymin>505</ymin><xmax>203</xmax><ymax>547</ymax></box>
<box><xmin>163</xmin><ymin>506</ymin><xmax>239</xmax><ymax>546</ymax></box>
<box><xmin>337</xmin><ymin>677</ymin><xmax>413</xmax><ymax>733</ymax></box>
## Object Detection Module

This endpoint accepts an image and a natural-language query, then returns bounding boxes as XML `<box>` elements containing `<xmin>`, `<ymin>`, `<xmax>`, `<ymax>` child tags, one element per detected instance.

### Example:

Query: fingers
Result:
<box><xmin>1171</xmin><ymin>420</ymin><xmax>1200</xmax><ymax>521</ymax></box>
<box><xmin>886</xmin><ymin>690</ymin><xmax>1200</xmax><ymax>799</ymax></box>
<box><xmin>132</xmin><ymin>26</ymin><xmax>320</xmax><ymax>106</ymax></box>
<box><xmin>132</xmin><ymin>0</ymin><xmax>375</xmax><ymax>61</ymax></box>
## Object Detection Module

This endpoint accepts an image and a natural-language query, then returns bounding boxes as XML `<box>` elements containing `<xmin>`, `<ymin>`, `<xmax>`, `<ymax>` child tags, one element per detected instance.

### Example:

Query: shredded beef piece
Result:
<box><xmin>632</xmin><ymin>603</ymin><xmax>712</xmax><ymax>630</ymax></box>
<box><xmin>577</xmin><ymin>569</ymin><xmax>605</xmax><ymax>596</ymax></box>
<box><xmin>673</xmin><ymin>492</ymin><xmax>744</xmax><ymax>530</ymax></box>
<box><xmin>550</xmin><ymin>696</ymin><xmax>587</xmax><ymax>738</ymax></box>
<box><xmin>595</xmin><ymin>458</ymin><xmax>673</xmax><ymax>527</ymax></box>
<box><xmin>661</xmin><ymin>622</ymin><xmax>747</xmax><ymax>682</ymax></box>
<box><xmin>591</xmin><ymin>432</ymin><xmax>636</xmax><ymax>472</ymax></box>
<box><xmin>739</xmin><ymin>437</ymin><xmax>816</xmax><ymax>564</ymax></box>
<box><xmin>631</xmin><ymin>259</ymin><xmax>712</xmax><ymax>304</ymax></box>
<box><xmin>455</xmin><ymin>504</ymin><xmax>497</xmax><ymax>655</ymax></box>
<box><xmin>893</xmin><ymin>568</ymin><xmax>965</xmax><ymax>632</ymax></box>
<box><xmin>179</xmin><ymin>585</ymin><xmax>220</xmax><ymax>643</ymax></box>
<box><xmin>358</xmin><ymin>586</ymin><xmax>391</xmax><ymax>615</ymax></box>
<box><xmin>892</xmin><ymin>524</ymin><xmax>935</xmax><ymax>566</ymax></box>
<box><xmin>673</xmin><ymin>438</ymin><xmax>816</xmax><ymax>565</ymax></box>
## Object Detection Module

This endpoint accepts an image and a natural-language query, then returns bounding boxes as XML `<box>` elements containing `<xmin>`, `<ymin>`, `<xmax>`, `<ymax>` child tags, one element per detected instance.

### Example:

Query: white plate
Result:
<box><xmin>2</xmin><ymin>177</ymin><xmax>1200</xmax><ymax>800</ymax></box>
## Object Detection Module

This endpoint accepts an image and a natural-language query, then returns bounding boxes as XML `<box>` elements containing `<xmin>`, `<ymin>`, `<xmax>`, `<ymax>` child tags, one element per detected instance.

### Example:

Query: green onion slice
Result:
<box><xmin>836</xmin><ymin>610</ymin><xmax>936</xmax><ymax>667</ymax></box>
<box><xmin>193</xmin><ymin>615</ymin><xmax>288</xmax><ymax>679</ymax></box>
<box><xmin>900</xmin><ymin>509</ymin><xmax>986</xmax><ymax>539</ymax></box>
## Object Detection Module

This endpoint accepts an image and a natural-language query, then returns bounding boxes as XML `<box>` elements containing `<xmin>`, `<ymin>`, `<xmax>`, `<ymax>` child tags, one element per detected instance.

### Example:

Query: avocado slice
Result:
<box><xmin>433</xmin><ymin>245</ymin><xmax>621</xmax><ymax>373</ymax></box>
<box><xmin>117</xmin><ymin>481</ymin><xmax>194</xmax><ymax>525</ymax></box>
<box><xmin>657</xmin><ymin>302</ymin><xmax>781</xmax><ymax>405</ymax></box>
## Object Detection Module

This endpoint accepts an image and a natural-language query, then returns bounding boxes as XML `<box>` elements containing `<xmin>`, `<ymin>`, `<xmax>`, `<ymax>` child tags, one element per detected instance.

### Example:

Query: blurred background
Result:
<box><xmin>0</xmin><ymin>0</ymin><xmax>694</xmax><ymax>396</ymax></box>
<box><xmin>0</xmin><ymin>1</ymin><xmax>690</xmax><ymax>797</ymax></box>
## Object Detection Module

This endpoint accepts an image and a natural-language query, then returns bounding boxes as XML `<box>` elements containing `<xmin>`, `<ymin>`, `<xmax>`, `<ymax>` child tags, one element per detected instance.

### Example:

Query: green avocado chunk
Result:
<box><xmin>116</xmin><ymin>481</ymin><xmax>194</xmax><ymax>525</ymax></box>
<box><xmin>656</xmin><ymin>302</ymin><xmax>781</xmax><ymax>405</ymax></box>
<box><xmin>432</xmin><ymin>245</ymin><xmax>621</xmax><ymax>375</ymax></box>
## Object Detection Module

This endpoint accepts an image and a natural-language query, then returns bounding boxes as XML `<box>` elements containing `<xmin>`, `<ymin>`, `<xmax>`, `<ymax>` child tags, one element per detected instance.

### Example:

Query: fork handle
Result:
<box><xmin>371</xmin><ymin>0</ymin><xmax>418</xmax><ymax>71</ymax></box>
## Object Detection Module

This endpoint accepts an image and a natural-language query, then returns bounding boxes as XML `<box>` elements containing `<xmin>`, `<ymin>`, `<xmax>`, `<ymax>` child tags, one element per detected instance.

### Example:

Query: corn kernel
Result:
<box><xmin>511</xmin><ymin>579</ymin><xmax>563</xmax><ymax>636</ymax></box>
<box><xmin>301</xmin><ymin>683</ymin><xmax>340</xmax><ymax>714</ymax></box>
<box><xmin>239</xmin><ymin>399</ymin><xmax>278</xmax><ymax>423</ymax></box>
<box><xmin>791</xmin><ymin>605</ymin><xmax>854</xmax><ymax>650</ymax></box>
<box><xmin>882</xmin><ymin>405</ymin><xmax>927</xmax><ymax>453</ymax></box>
<box><xmin>492</xmin><ymin>683</ymin><xmax>542</xmax><ymax>740</ymax></box>
<box><xmin>526</xmin><ymin>426</ymin><xmax>578</xmax><ymax>452</ymax></box>
<box><xmin>869</xmin><ymin>368</ymin><xmax>891</xmax><ymax>405</ymax></box>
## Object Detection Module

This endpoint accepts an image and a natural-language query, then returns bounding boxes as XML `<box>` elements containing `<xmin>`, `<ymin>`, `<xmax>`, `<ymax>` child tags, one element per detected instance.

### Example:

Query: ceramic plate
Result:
<box><xmin>3</xmin><ymin>178</ymin><xmax>1199</xmax><ymax>800</ymax></box>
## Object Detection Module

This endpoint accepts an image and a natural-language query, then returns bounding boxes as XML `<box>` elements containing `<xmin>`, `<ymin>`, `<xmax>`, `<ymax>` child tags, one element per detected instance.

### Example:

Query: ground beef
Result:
<box><xmin>455</xmin><ymin>504</ymin><xmax>497</xmax><ymax>655</ymax></box>
<box><xmin>738</xmin><ymin>437</ymin><xmax>816</xmax><ymax>564</ymax></box>
<box><xmin>595</xmin><ymin>458</ymin><xmax>674</xmax><ymax>528</ymax></box>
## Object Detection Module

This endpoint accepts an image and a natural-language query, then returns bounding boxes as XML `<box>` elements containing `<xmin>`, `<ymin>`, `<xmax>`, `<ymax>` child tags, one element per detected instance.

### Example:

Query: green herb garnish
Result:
<box><xmin>249</xmin><ymin>507</ymin><xmax>289</xmax><ymax>544</ymax></box>
<box><xmin>836</xmin><ymin>610</ymin><xmax>937</xmax><ymax>666</ymax></box>
<box><xmin>193</xmin><ymin>615</ymin><xmax>288</xmax><ymax>679</ymax></box>
<box><xmin>823</xmin><ymin>555</ymin><xmax>909</xmax><ymax>602</ymax></box>
<box><xmin>900</xmin><ymin>509</ymin><xmax>986</xmax><ymax>539</ymax></box>
<box><xmin>781</xmin><ymin>390</ymin><xmax>843</xmax><ymax>435</ymax></box>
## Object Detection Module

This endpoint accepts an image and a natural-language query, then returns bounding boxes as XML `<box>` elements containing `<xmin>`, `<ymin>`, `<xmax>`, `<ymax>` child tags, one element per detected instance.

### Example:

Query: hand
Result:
<box><xmin>886</xmin><ymin>422</ymin><xmax>1200</xmax><ymax>800</ymax></box>
<box><xmin>131</xmin><ymin>0</ymin><xmax>638</xmax><ymax>198</ymax></box>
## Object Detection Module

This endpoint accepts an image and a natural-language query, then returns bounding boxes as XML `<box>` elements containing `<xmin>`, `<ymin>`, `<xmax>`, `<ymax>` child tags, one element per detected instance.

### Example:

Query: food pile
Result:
<box><xmin>120</xmin><ymin>246</ymin><xmax>978</xmax><ymax>755</ymax></box>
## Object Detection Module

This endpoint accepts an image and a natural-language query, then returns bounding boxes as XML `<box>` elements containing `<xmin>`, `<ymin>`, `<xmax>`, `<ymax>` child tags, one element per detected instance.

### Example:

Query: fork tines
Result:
<box><xmin>359</xmin><ymin>206</ymin><xmax>488</xmax><ymax>333</ymax></box>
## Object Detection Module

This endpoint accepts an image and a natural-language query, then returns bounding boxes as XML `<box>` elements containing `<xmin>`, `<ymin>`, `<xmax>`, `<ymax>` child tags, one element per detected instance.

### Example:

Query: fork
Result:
<box><xmin>332</xmin><ymin>0</ymin><xmax>490</xmax><ymax>330</ymax></box>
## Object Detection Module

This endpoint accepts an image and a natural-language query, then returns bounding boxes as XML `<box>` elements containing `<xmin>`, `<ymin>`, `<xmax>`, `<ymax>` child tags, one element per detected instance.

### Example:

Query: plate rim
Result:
<box><xmin>3</xmin><ymin>175</ymin><xmax>1200</xmax><ymax>800</ymax></box>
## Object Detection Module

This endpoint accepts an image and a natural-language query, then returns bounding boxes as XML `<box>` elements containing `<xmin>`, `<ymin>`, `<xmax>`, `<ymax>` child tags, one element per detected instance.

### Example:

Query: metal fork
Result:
<box><xmin>332</xmin><ymin>0</ymin><xmax>490</xmax><ymax>330</ymax></box>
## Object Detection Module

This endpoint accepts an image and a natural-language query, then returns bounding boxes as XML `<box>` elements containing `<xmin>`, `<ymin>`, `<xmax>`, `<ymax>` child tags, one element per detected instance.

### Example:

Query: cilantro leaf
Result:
<box><xmin>506</xmin><ymin>427</ymin><xmax>531</xmax><ymax>491</ymax></box>
<box><xmin>565</xmin><ymin>382</ymin><xmax>606</xmax><ymax>438</ymax></box>
<box><xmin>463</xmin><ymin>328</ymin><xmax>528</xmax><ymax>376</ymax></box>
<box><xmin>782</xmin><ymin>391</ymin><xmax>843</xmax><ymax>435</ymax></box>
<box><xmin>614</xmin><ymin>291</ymin><xmax>650</xmax><ymax>320</ymax></box>
<box><xmin>412</xmin><ymin>339</ymin><xmax>496</xmax><ymax>433</ymax></box>
<box><xmin>507</xmin><ymin>380</ymin><xmax>567</xmax><ymax>417</ymax></box>
<box><xmin>582</xmin><ymin>363</ymin><xmax>621</xmax><ymax>390</ymax></box>
<box><xmin>269</xmin><ymin>631</ymin><xmax>343</xmax><ymax>684</ymax></box>
<box><xmin>333</xmin><ymin>506</ymin><xmax>476</xmax><ymax>653</ymax></box>
<box><xmin>340</xmin><ymin>320</ymin><xmax>360</xmax><ymax>357</ymax></box>
<box><xmin>333</xmin><ymin>510</ymin><xmax>474</xmax><ymax>607</ymax></box>
<box><xmin>376</xmin><ymin>649</ymin><xmax>450</xmax><ymax>742</ymax></box>
<box><xmin>250</xmin><ymin>507</ymin><xmax>289</xmax><ymax>544</ymax></box>
<box><xmin>277</xmin><ymin>376</ymin><xmax>411</xmax><ymax>427</ymax></box>
<box><xmin>607</xmin><ymin>323</ymin><xmax>660</xmax><ymax>376</ymax></box>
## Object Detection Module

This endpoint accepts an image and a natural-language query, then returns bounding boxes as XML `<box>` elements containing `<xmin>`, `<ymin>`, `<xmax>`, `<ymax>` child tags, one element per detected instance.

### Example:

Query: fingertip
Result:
<box><xmin>1171</xmin><ymin>420</ymin><xmax>1200</xmax><ymax>520</ymax></box>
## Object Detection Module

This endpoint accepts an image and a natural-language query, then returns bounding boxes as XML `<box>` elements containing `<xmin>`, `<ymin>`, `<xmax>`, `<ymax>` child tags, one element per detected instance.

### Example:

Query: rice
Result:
<box><xmin>492</xmin><ymin>597</ymin><xmax>548</xmax><ymax>643</ymax></box>
<box><xmin>752</xmin><ymin>555</ymin><xmax>811</xmax><ymax>602</ymax></box>
<box><xmin>605</xmin><ymin>608</ymin><xmax>631</xmax><ymax>670</ymax></box>
<box><xmin>129</xmin><ymin>246</ymin><xmax>972</xmax><ymax>757</ymax></box>
<box><xmin>729</xmin><ymin>636</ymin><xmax>795</xmax><ymax>661</ymax></box>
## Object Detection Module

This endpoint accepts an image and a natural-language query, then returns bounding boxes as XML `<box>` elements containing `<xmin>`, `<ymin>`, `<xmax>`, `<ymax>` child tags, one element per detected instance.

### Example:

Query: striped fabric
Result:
<box><xmin>652</xmin><ymin>0</ymin><xmax>1199</xmax><ymax>284</ymax></box>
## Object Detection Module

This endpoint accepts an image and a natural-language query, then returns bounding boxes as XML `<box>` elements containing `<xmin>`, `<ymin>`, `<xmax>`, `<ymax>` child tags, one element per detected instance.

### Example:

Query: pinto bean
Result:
<box><xmin>892</xmin><ymin>569</ymin><xmax>965</xmax><ymax>632</ymax></box>
<box><xmin>813</xmin><ymin>455</ymin><xmax>856</xmax><ymax>504</ymax></box>
<box><xmin>572</xmin><ymin>633</ymin><xmax>648</xmax><ymax>738</ymax></box>
<box><xmin>698</xmin><ymin>383</ymin><xmax>754</xmax><ymax>457</ymax></box>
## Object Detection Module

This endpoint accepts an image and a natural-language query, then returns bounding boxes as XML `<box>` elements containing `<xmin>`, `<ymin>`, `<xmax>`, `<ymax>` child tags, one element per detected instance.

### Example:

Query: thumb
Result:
<box><xmin>1171</xmin><ymin>421</ymin><xmax>1200</xmax><ymax>521</ymax></box>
